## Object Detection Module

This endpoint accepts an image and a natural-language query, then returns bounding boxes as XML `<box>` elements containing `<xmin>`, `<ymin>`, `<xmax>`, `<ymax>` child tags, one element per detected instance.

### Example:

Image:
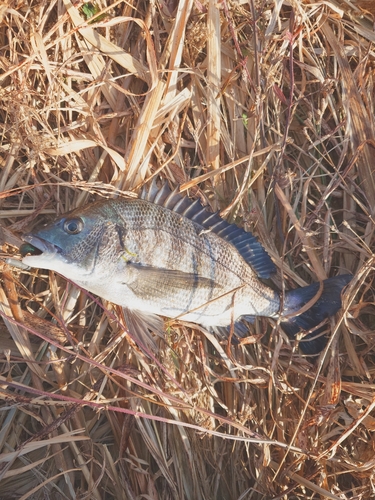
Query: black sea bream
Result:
<box><xmin>20</xmin><ymin>182</ymin><xmax>351</xmax><ymax>354</ymax></box>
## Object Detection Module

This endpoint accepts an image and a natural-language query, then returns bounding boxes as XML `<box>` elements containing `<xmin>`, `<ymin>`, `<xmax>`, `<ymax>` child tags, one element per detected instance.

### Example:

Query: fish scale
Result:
<box><xmin>108</xmin><ymin>199</ymin><xmax>279</xmax><ymax>323</ymax></box>
<box><xmin>20</xmin><ymin>182</ymin><xmax>351</xmax><ymax>354</ymax></box>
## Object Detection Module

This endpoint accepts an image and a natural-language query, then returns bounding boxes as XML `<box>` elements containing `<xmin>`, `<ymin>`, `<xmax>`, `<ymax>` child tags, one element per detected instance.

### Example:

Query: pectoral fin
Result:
<box><xmin>125</xmin><ymin>262</ymin><xmax>218</xmax><ymax>298</ymax></box>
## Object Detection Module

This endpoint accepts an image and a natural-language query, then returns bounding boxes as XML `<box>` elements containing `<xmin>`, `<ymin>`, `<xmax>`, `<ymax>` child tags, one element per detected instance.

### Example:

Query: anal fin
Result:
<box><xmin>122</xmin><ymin>307</ymin><xmax>164</xmax><ymax>351</ymax></box>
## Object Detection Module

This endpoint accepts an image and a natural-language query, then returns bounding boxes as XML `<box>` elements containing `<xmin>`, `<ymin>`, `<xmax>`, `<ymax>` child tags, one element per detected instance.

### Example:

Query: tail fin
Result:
<box><xmin>281</xmin><ymin>275</ymin><xmax>352</xmax><ymax>355</ymax></box>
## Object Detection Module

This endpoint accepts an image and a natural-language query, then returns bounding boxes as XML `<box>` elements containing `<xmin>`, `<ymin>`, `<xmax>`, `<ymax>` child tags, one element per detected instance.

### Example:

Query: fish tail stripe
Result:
<box><xmin>141</xmin><ymin>180</ymin><xmax>276</xmax><ymax>279</ymax></box>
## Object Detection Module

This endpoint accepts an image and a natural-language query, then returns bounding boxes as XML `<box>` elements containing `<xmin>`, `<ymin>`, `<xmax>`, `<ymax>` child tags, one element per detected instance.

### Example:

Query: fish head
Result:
<box><xmin>20</xmin><ymin>203</ymin><xmax>124</xmax><ymax>281</ymax></box>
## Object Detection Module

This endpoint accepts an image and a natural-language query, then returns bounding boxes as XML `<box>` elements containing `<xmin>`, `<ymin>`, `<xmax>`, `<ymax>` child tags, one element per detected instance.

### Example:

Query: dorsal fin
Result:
<box><xmin>140</xmin><ymin>181</ymin><xmax>276</xmax><ymax>278</ymax></box>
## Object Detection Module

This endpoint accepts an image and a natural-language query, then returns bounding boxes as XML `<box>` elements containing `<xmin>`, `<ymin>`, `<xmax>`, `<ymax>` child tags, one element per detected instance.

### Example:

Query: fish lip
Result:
<box><xmin>22</xmin><ymin>234</ymin><xmax>63</xmax><ymax>256</ymax></box>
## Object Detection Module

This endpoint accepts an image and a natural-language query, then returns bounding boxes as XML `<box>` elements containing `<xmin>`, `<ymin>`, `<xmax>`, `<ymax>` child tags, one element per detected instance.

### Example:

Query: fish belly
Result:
<box><xmin>78</xmin><ymin>276</ymin><xmax>277</xmax><ymax>327</ymax></box>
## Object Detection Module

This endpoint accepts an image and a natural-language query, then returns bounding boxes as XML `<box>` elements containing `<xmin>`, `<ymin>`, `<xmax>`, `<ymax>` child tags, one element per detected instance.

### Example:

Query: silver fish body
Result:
<box><xmin>21</xmin><ymin>183</ymin><xmax>351</xmax><ymax>353</ymax></box>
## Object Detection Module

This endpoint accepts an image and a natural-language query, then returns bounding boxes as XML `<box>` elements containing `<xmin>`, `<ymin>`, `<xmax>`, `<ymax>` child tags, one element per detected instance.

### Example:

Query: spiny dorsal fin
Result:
<box><xmin>140</xmin><ymin>180</ymin><xmax>276</xmax><ymax>278</ymax></box>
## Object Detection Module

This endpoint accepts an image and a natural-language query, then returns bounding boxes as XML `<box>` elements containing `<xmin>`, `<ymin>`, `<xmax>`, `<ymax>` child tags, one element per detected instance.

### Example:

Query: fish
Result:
<box><xmin>20</xmin><ymin>181</ymin><xmax>351</xmax><ymax>354</ymax></box>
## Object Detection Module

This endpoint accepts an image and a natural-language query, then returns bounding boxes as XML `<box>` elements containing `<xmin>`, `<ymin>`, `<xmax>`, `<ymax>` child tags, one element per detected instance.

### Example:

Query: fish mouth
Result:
<box><xmin>20</xmin><ymin>234</ymin><xmax>62</xmax><ymax>258</ymax></box>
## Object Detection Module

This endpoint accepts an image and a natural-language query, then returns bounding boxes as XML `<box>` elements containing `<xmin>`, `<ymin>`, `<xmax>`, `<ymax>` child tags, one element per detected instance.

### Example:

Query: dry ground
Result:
<box><xmin>0</xmin><ymin>0</ymin><xmax>375</xmax><ymax>498</ymax></box>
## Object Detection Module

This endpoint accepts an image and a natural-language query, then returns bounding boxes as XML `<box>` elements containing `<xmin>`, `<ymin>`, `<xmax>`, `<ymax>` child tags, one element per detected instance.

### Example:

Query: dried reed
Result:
<box><xmin>0</xmin><ymin>0</ymin><xmax>374</xmax><ymax>498</ymax></box>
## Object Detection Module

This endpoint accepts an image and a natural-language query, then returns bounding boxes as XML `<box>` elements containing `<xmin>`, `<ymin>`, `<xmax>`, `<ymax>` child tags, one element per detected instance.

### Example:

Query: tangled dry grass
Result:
<box><xmin>0</xmin><ymin>0</ymin><xmax>375</xmax><ymax>498</ymax></box>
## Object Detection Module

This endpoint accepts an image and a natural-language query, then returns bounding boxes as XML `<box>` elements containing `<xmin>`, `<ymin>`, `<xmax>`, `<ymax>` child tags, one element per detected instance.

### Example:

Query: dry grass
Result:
<box><xmin>0</xmin><ymin>0</ymin><xmax>375</xmax><ymax>498</ymax></box>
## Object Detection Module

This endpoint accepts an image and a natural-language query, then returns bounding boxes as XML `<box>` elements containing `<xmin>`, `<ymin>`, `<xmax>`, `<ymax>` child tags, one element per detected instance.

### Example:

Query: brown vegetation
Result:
<box><xmin>0</xmin><ymin>0</ymin><xmax>375</xmax><ymax>498</ymax></box>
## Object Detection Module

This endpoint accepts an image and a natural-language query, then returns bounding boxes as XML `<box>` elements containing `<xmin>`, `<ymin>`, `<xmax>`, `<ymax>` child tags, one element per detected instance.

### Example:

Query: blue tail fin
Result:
<box><xmin>281</xmin><ymin>275</ymin><xmax>352</xmax><ymax>354</ymax></box>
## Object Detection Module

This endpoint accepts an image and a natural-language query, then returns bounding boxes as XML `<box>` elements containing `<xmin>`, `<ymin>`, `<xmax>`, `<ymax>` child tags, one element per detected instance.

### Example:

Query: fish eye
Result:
<box><xmin>63</xmin><ymin>218</ymin><xmax>84</xmax><ymax>235</ymax></box>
